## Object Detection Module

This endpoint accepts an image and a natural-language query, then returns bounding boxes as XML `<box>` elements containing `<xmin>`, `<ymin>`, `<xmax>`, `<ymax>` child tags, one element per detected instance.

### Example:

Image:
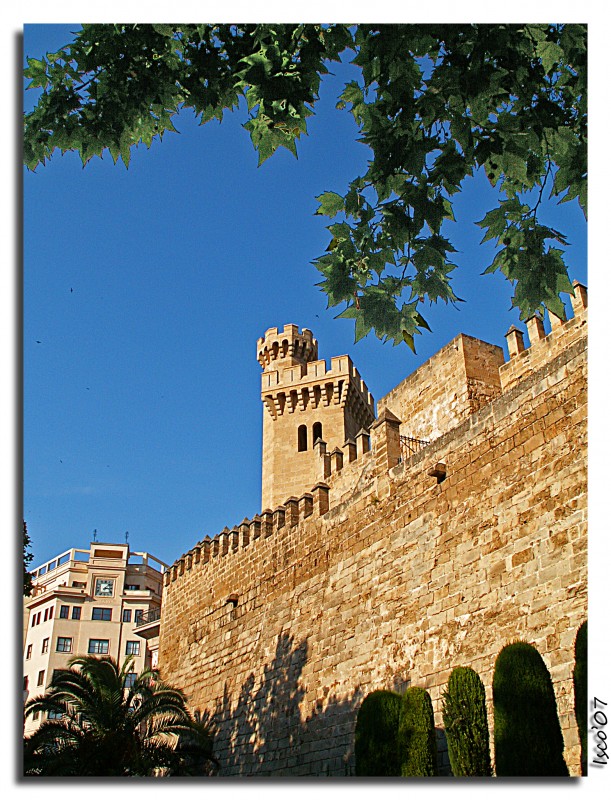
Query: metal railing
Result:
<box><xmin>399</xmin><ymin>435</ymin><xmax>430</xmax><ymax>462</ymax></box>
<box><xmin>133</xmin><ymin>607</ymin><xmax>161</xmax><ymax>627</ymax></box>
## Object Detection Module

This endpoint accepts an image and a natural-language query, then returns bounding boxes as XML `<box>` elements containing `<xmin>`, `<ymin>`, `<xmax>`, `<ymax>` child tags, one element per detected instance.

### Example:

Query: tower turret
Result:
<box><xmin>257</xmin><ymin>324</ymin><xmax>318</xmax><ymax>371</ymax></box>
<box><xmin>259</xmin><ymin>324</ymin><xmax>375</xmax><ymax>510</ymax></box>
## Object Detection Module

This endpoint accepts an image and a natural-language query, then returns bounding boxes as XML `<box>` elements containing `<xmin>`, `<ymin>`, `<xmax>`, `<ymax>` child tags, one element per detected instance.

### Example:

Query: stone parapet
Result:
<box><xmin>164</xmin><ymin>484</ymin><xmax>332</xmax><ymax>587</ymax></box>
<box><xmin>260</xmin><ymin>354</ymin><xmax>374</xmax><ymax>423</ymax></box>
<box><xmin>500</xmin><ymin>282</ymin><xmax>587</xmax><ymax>393</ymax></box>
<box><xmin>377</xmin><ymin>333</ymin><xmax>504</xmax><ymax>443</ymax></box>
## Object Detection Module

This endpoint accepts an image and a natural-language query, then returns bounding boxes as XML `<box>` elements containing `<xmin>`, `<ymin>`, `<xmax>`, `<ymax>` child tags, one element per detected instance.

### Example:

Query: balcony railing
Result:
<box><xmin>134</xmin><ymin>607</ymin><xmax>161</xmax><ymax>627</ymax></box>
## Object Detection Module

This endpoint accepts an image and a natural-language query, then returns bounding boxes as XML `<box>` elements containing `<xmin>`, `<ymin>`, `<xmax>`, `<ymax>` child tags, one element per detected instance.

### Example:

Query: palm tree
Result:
<box><xmin>23</xmin><ymin>655</ymin><xmax>215</xmax><ymax>776</ymax></box>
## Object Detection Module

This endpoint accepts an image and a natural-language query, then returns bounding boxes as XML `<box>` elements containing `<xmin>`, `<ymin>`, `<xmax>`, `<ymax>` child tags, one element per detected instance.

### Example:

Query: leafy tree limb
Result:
<box><xmin>24</xmin><ymin>23</ymin><xmax>586</xmax><ymax>347</ymax></box>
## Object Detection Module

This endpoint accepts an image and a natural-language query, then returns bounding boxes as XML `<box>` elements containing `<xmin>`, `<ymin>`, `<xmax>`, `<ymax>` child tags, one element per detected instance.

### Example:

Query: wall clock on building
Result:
<box><xmin>94</xmin><ymin>578</ymin><xmax>114</xmax><ymax>597</ymax></box>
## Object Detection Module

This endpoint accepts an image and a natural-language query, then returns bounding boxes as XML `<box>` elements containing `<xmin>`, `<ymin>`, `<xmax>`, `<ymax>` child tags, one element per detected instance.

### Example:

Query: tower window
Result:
<box><xmin>313</xmin><ymin>422</ymin><xmax>323</xmax><ymax>445</ymax></box>
<box><xmin>298</xmin><ymin>425</ymin><xmax>308</xmax><ymax>452</ymax></box>
<box><xmin>225</xmin><ymin>594</ymin><xmax>238</xmax><ymax>621</ymax></box>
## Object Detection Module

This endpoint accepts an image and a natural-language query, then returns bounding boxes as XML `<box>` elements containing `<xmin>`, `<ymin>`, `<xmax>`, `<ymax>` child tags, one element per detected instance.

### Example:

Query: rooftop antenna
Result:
<box><xmin>92</xmin><ymin>528</ymin><xmax>97</xmax><ymax>542</ymax></box>
<box><xmin>125</xmin><ymin>530</ymin><xmax>129</xmax><ymax>546</ymax></box>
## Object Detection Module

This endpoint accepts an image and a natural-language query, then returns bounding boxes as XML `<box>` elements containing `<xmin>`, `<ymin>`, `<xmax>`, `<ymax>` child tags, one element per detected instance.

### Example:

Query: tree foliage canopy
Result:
<box><xmin>24</xmin><ymin>23</ymin><xmax>586</xmax><ymax>348</ymax></box>
<box><xmin>492</xmin><ymin>641</ymin><xmax>568</xmax><ymax>776</ymax></box>
<box><xmin>442</xmin><ymin>665</ymin><xmax>492</xmax><ymax>776</ymax></box>
<box><xmin>397</xmin><ymin>686</ymin><xmax>438</xmax><ymax>776</ymax></box>
<box><xmin>354</xmin><ymin>689</ymin><xmax>403</xmax><ymax>775</ymax></box>
<box><xmin>23</xmin><ymin>655</ymin><xmax>215</xmax><ymax>776</ymax></box>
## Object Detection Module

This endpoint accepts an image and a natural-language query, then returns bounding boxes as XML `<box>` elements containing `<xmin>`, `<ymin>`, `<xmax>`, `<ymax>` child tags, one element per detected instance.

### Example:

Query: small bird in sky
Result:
<box><xmin>36</xmin><ymin>340</ymin><xmax>41</xmax><ymax>344</ymax></box>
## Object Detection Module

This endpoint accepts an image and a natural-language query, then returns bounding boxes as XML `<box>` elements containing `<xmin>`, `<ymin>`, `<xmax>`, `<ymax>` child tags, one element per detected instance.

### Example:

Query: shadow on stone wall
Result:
<box><xmin>197</xmin><ymin>631</ymin><xmax>363</xmax><ymax>776</ymax></box>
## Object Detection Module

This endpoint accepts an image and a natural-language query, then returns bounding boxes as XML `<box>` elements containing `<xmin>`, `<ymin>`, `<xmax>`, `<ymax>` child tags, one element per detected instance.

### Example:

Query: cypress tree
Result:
<box><xmin>573</xmin><ymin>621</ymin><xmax>587</xmax><ymax>776</ymax></box>
<box><xmin>398</xmin><ymin>687</ymin><xmax>438</xmax><ymax>776</ymax></box>
<box><xmin>493</xmin><ymin>641</ymin><xmax>569</xmax><ymax>776</ymax></box>
<box><xmin>354</xmin><ymin>689</ymin><xmax>403</xmax><ymax>776</ymax></box>
<box><xmin>442</xmin><ymin>666</ymin><xmax>492</xmax><ymax>776</ymax></box>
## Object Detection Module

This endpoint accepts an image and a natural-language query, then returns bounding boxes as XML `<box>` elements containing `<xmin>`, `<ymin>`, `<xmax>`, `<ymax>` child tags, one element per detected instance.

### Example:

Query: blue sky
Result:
<box><xmin>9</xmin><ymin>9</ymin><xmax>611</xmax><ymax>797</ymax></box>
<box><xmin>22</xmin><ymin>22</ymin><xmax>590</xmax><ymax>569</ymax></box>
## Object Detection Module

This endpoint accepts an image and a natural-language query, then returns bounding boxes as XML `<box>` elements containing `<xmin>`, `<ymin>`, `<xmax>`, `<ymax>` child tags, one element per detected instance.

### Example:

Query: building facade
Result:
<box><xmin>23</xmin><ymin>542</ymin><xmax>167</xmax><ymax>734</ymax></box>
<box><xmin>159</xmin><ymin>282</ymin><xmax>587</xmax><ymax>776</ymax></box>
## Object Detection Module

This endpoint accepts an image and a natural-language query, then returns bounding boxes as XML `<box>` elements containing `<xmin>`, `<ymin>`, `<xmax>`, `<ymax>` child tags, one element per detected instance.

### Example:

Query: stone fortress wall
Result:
<box><xmin>159</xmin><ymin>282</ymin><xmax>587</xmax><ymax>776</ymax></box>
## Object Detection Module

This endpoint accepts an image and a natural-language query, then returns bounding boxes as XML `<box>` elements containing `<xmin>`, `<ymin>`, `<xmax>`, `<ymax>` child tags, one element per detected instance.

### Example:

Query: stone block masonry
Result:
<box><xmin>159</xmin><ymin>283</ymin><xmax>587</xmax><ymax>776</ymax></box>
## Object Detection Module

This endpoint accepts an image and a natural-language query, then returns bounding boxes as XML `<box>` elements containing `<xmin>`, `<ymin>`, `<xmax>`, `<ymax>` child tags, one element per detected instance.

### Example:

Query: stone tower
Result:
<box><xmin>258</xmin><ymin>324</ymin><xmax>375</xmax><ymax>510</ymax></box>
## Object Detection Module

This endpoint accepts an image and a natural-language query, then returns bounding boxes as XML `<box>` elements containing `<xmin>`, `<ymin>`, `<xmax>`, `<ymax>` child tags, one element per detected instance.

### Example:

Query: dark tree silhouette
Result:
<box><xmin>23</xmin><ymin>655</ymin><xmax>215</xmax><ymax>776</ymax></box>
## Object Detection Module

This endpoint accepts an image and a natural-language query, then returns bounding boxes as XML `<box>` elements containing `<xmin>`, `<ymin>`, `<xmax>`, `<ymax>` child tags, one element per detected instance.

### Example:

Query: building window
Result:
<box><xmin>125</xmin><ymin>584</ymin><xmax>140</xmax><ymax>590</ymax></box>
<box><xmin>23</xmin><ymin>676</ymin><xmax>28</xmax><ymax>691</ymax></box>
<box><xmin>134</xmin><ymin>610</ymin><xmax>144</xmax><ymax>625</ymax></box>
<box><xmin>72</xmin><ymin>581</ymin><xmax>86</xmax><ymax>588</ymax></box>
<box><xmin>59</xmin><ymin>605</ymin><xmax>69</xmax><ymax>619</ymax></box>
<box><xmin>124</xmin><ymin>672</ymin><xmax>137</xmax><ymax>688</ymax></box>
<box><xmin>56</xmin><ymin>637</ymin><xmax>72</xmax><ymax>653</ymax></box>
<box><xmin>26</xmin><ymin>644</ymin><xmax>32</xmax><ymax>660</ymax></box>
<box><xmin>72</xmin><ymin>606</ymin><xmax>82</xmax><ymax>620</ymax></box>
<box><xmin>92</xmin><ymin>608</ymin><xmax>112</xmax><ymax>621</ymax></box>
<box><xmin>122</xmin><ymin>609</ymin><xmax>132</xmax><ymax>623</ymax></box>
<box><xmin>37</xmin><ymin>670</ymin><xmax>45</xmax><ymax>686</ymax></box>
<box><xmin>32</xmin><ymin>711</ymin><xmax>39</xmax><ymax>721</ymax></box>
<box><xmin>43</xmin><ymin>608</ymin><xmax>48</xmax><ymax>622</ymax></box>
<box><xmin>47</xmin><ymin>710</ymin><xmax>63</xmax><ymax>720</ymax></box>
<box><xmin>313</xmin><ymin>421</ymin><xmax>323</xmax><ymax>445</ymax></box>
<box><xmin>41</xmin><ymin>638</ymin><xmax>49</xmax><ymax>654</ymax></box>
<box><xmin>88</xmin><ymin>639</ymin><xmax>109</xmax><ymax>655</ymax></box>
<box><xmin>225</xmin><ymin>594</ymin><xmax>238</xmax><ymax>621</ymax></box>
<box><xmin>298</xmin><ymin>424</ymin><xmax>308</xmax><ymax>452</ymax></box>
<box><xmin>126</xmin><ymin>641</ymin><xmax>140</xmax><ymax>656</ymax></box>
<box><xmin>49</xmin><ymin>607</ymin><xmax>54</xmax><ymax>619</ymax></box>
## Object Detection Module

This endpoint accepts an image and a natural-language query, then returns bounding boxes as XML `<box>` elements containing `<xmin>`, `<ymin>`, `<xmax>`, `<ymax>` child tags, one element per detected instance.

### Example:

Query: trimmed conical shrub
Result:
<box><xmin>573</xmin><ymin>621</ymin><xmax>587</xmax><ymax>776</ymax></box>
<box><xmin>442</xmin><ymin>666</ymin><xmax>492</xmax><ymax>776</ymax></box>
<box><xmin>493</xmin><ymin>641</ymin><xmax>569</xmax><ymax>776</ymax></box>
<box><xmin>355</xmin><ymin>689</ymin><xmax>403</xmax><ymax>776</ymax></box>
<box><xmin>398</xmin><ymin>687</ymin><xmax>438</xmax><ymax>776</ymax></box>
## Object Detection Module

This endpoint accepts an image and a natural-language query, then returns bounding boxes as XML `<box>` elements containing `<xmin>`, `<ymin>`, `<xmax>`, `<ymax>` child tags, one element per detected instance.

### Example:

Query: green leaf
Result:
<box><xmin>536</xmin><ymin>40</ymin><xmax>564</xmax><ymax>74</ymax></box>
<box><xmin>315</xmin><ymin>191</ymin><xmax>345</xmax><ymax>218</ymax></box>
<box><xmin>152</xmin><ymin>24</ymin><xmax>175</xmax><ymax>38</ymax></box>
<box><xmin>402</xmin><ymin>330</ymin><xmax>416</xmax><ymax>352</ymax></box>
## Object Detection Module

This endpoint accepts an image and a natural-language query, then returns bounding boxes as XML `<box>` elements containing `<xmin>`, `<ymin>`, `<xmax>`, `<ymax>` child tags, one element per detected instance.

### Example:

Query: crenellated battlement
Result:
<box><xmin>257</xmin><ymin>323</ymin><xmax>318</xmax><ymax>370</ymax></box>
<box><xmin>164</xmin><ymin>483</ymin><xmax>331</xmax><ymax>587</ymax></box>
<box><xmin>261</xmin><ymin>354</ymin><xmax>374</xmax><ymax>423</ymax></box>
<box><xmin>165</xmin><ymin>404</ymin><xmax>412</xmax><ymax>589</ymax></box>
<box><xmin>500</xmin><ymin>281</ymin><xmax>587</xmax><ymax>393</ymax></box>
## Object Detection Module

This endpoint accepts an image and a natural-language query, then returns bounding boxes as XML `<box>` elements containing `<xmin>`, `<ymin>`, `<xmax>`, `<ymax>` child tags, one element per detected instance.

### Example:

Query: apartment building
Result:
<box><xmin>23</xmin><ymin>541</ymin><xmax>167</xmax><ymax>734</ymax></box>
